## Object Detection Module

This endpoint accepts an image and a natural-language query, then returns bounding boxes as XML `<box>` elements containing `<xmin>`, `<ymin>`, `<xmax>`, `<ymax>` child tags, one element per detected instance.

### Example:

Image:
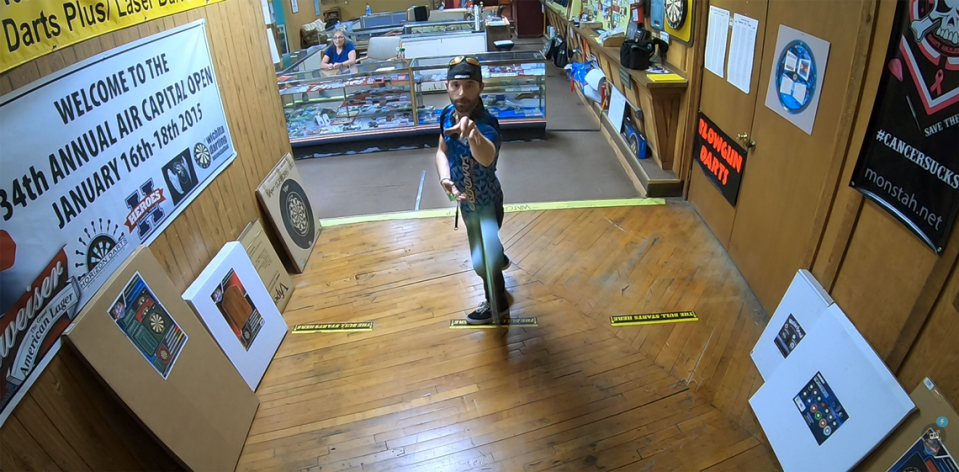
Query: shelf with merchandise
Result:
<box><xmin>403</xmin><ymin>20</ymin><xmax>474</xmax><ymax>35</ymax></box>
<box><xmin>411</xmin><ymin>52</ymin><xmax>547</xmax><ymax>127</ymax></box>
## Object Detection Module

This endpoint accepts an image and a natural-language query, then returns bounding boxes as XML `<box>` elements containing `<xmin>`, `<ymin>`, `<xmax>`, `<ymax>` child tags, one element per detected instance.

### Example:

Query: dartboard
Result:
<box><xmin>664</xmin><ymin>0</ymin><xmax>686</xmax><ymax>29</ymax></box>
<box><xmin>279</xmin><ymin>179</ymin><xmax>316</xmax><ymax>249</ymax></box>
<box><xmin>148</xmin><ymin>311</ymin><xmax>165</xmax><ymax>333</ymax></box>
<box><xmin>194</xmin><ymin>142</ymin><xmax>212</xmax><ymax>169</ymax></box>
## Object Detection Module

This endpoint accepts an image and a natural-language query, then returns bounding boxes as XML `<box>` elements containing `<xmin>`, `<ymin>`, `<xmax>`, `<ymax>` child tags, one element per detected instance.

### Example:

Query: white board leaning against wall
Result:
<box><xmin>0</xmin><ymin>19</ymin><xmax>236</xmax><ymax>426</ymax></box>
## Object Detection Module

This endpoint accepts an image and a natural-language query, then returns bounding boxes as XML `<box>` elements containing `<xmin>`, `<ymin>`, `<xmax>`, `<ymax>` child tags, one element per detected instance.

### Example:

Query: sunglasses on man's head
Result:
<box><xmin>449</xmin><ymin>56</ymin><xmax>480</xmax><ymax>66</ymax></box>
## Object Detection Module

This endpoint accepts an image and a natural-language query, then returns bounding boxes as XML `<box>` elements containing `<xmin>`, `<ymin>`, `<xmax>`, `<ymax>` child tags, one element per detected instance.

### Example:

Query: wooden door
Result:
<box><xmin>687</xmin><ymin>0</ymin><xmax>768</xmax><ymax>247</ymax></box>
<box><xmin>513</xmin><ymin>0</ymin><xmax>544</xmax><ymax>37</ymax></box>
<box><xmin>726</xmin><ymin>0</ymin><xmax>872</xmax><ymax>311</ymax></box>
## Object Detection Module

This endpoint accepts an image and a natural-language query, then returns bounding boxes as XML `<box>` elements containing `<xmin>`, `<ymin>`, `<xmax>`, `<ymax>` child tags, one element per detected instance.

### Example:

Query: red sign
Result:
<box><xmin>0</xmin><ymin>248</ymin><xmax>78</xmax><ymax>411</ymax></box>
<box><xmin>695</xmin><ymin>112</ymin><xmax>748</xmax><ymax>206</ymax></box>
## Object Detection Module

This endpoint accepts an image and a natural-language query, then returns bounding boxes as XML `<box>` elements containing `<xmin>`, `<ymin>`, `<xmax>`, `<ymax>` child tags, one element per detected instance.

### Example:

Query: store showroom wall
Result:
<box><xmin>0</xmin><ymin>0</ymin><xmax>293</xmax><ymax>467</ymax></box>
<box><xmin>684</xmin><ymin>0</ymin><xmax>958</xmax><ymax>442</ymax></box>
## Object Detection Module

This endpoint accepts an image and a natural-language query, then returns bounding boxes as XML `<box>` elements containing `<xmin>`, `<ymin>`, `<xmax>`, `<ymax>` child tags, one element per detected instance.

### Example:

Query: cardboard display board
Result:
<box><xmin>256</xmin><ymin>154</ymin><xmax>321</xmax><ymax>273</ymax></box>
<box><xmin>858</xmin><ymin>378</ymin><xmax>959</xmax><ymax>472</ymax></box>
<box><xmin>182</xmin><ymin>242</ymin><xmax>288</xmax><ymax>390</ymax></box>
<box><xmin>750</xmin><ymin>305</ymin><xmax>915</xmax><ymax>472</ymax></box>
<box><xmin>238</xmin><ymin>220</ymin><xmax>295</xmax><ymax>312</ymax></box>
<box><xmin>63</xmin><ymin>246</ymin><xmax>259</xmax><ymax>472</ymax></box>
<box><xmin>752</xmin><ymin>269</ymin><xmax>834</xmax><ymax>380</ymax></box>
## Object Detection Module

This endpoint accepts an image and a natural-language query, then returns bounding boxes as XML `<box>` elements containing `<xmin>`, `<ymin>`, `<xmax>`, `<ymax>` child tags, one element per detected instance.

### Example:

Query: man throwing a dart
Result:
<box><xmin>435</xmin><ymin>56</ymin><xmax>511</xmax><ymax>325</ymax></box>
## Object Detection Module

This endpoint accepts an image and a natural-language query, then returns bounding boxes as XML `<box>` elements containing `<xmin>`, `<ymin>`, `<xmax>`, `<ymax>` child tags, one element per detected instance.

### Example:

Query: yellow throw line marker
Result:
<box><xmin>610</xmin><ymin>311</ymin><xmax>699</xmax><ymax>327</ymax></box>
<box><xmin>321</xmin><ymin>198</ymin><xmax>666</xmax><ymax>227</ymax></box>
<box><xmin>292</xmin><ymin>322</ymin><xmax>374</xmax><ymax>333</ymax></box>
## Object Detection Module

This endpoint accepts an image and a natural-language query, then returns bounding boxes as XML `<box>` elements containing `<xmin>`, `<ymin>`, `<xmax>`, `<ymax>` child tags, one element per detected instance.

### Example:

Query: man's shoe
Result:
<box><xmin>466</xmin><ymin>301</ymin><xmax>493</xmax><ymax>325</ymax></box>
<box><xmin>466</xmin><ymin>300</ymin><xmax>510</xmax><ymax>325</ymax></box>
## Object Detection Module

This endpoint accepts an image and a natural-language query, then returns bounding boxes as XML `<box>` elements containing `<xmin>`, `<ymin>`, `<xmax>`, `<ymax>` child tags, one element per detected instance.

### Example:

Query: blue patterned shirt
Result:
<box><xmin>441</xmin><ymin>104</ymin><xmax>503</xmax><ymax>213</ymax></box>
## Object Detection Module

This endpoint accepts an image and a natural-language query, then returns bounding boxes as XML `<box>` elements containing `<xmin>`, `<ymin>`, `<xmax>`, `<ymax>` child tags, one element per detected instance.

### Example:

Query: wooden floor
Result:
<box><xmin>237</xmin><ymin>201</ymin><xmax>781</xmax><ymax>472</ymax></box>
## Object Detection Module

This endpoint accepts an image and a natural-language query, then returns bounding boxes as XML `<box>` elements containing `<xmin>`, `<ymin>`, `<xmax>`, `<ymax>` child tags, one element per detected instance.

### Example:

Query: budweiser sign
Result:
<box><xmin>0</xmin><ymin>248</ymin><xmax>80</xmax><ymax>414</ymax></box>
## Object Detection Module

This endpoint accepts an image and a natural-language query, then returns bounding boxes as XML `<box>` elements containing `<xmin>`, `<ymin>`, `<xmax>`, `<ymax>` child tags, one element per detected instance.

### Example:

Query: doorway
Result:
<box><xmin>689</xmin><ymin>0</ymin><xmax>875</xmax><ymax>311</ymax></box>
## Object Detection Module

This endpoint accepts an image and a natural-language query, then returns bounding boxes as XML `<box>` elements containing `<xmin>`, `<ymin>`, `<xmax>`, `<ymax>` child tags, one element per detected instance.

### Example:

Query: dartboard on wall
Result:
<box><xmin>279</xmin><ymin>179</ymin><xmax>316</xmax><ymax>250</ymax></box>
<box><xmin>664</xmin><ymin>0</ymin><xmax>686</xmax><ymax>30</ymax></box>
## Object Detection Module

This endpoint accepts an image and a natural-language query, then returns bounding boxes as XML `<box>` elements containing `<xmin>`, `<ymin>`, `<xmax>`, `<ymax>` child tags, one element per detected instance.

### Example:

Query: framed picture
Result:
<box><xmin>182</xmin><ymin>242</ymin><xmax>288</xmax><ymax>390</ymax></box>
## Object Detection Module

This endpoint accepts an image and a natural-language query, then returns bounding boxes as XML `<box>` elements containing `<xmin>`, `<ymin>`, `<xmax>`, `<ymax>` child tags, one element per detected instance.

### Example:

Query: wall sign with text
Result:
<box><xmin>850</xmin><ymin>0</ymin><xmax>959</xmax><ymax>254</ymax></box>
<box><xmin>0</xmin><ymin>0</ymin><xmax>228</xmax><ymax>73</ymax></box>
<box><xmin>695</xmin><ymin>111</ymin><xmax>748</xmax><ymax>206</ymax></box>
<box><xmin>0</xmin><ymin>20</ymin><xmax>235</xmax><ymax>425</ymax></box>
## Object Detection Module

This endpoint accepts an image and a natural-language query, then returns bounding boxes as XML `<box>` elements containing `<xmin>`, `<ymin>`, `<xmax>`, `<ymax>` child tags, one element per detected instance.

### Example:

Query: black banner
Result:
<box><xmin>695</xmin><ymin>112</ymin><xmax>748</xmax><ymax>206</ymax></box>
<box><xmin>850</xmin><ymin>0</ymin><xmax>959</xmax><ymax>254</ymax></box>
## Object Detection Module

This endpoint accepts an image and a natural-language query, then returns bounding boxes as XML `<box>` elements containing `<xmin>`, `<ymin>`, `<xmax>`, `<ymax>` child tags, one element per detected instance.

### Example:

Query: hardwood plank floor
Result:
<box><xmin>238</xmin><ymin>201</ymin><xmax>779</xmax><ymax>471</ymax></box>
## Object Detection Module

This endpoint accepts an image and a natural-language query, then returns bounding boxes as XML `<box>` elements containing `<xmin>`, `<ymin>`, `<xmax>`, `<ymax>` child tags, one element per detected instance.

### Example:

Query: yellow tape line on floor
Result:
<box><xmin>320</xmin><ymin>198</ymin><xmax>666</xmax><ymax>227</ymax></box>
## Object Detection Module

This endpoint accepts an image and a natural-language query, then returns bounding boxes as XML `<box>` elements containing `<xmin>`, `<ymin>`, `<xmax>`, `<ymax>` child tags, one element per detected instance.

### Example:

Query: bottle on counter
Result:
<box><xmin>365</xmin><ymin>3</ymin><xmax>371</xmax><ymax>15</ymax></box>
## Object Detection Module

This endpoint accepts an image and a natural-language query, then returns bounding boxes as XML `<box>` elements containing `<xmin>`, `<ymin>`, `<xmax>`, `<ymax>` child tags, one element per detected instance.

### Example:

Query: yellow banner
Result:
<box><xmin>1</xmin><ymin>0</ymin><xmax>226</xmax><ymax>73</ymax></box>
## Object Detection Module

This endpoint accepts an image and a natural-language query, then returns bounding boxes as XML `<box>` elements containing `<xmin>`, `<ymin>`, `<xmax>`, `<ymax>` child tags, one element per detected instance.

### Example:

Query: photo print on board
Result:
<box><xmin>794</xmin><ymin>372</ymin><xmax>849</xmax><ymax>446</ymax></box>
<box><xmin>887</xmin><ymin>428</ymin><xmax>958</xmax><ymax>472</ymax></box>
<box><xmin>110</xmin><ymin>272</ymin><xmax>188</xmax><ymax>379</ymax></box>
<box><xmin>775</xmin><ymin>314</ymin><xmax>807</xmax><ymax>358</ymax></box>
<box><xmin>211</xmin><ymin>269</ymin><xmax>264</xmax><ymax>351</ymax></box>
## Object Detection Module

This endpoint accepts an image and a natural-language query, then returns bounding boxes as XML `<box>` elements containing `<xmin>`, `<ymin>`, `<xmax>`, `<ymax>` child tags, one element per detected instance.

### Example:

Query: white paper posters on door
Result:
<box><xmin>0</xmin><ymin>20</ymin><xmax>235</xmax><ymax>425</ymax></box>
<box><xmin>727</xmin><ymin>14</ymin><xmax>759</xmax><ymax>94</ymax></box>
<box><xmin>704</xmin><ymin>6</ymin><xmax>730</xmax><ymax>78</ymax></box>
<box><xmin>764</xmin><ymin>25</ymin><xmax>831</xmax><ymax>135</ymax></box>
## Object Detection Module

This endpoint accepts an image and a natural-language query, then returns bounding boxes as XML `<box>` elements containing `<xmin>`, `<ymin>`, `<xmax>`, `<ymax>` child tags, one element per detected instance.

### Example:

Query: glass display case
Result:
<box><xmin>274</xmin><ymin>45</ymin><xmax>326</xmax><ymax>74</ymax></box>
<box><xmin>276</xmin><ymin>51</ymin><xmax>546</xmax><ymax>147</ymax></box>
<box><xmin>360</xmin><ymin>11</ymin><xmax>409</xmax><ymax>28</ymax></box>
<box><xmin>403</xmin><ymin>20</ymin><xmax>474</xmax><ymax>35</ymax></box>
<box><xmin>346</xmin><ymin>26</ymin><xmax>404</xmax><ymax>50</ymax></box>
<box><xmin>277</xmin><ymin>60</ymin><xmax>415</xmax><ymax>144</ymax></box>
<box><xmin>410</xmin><ymin>51</ymin><xmax>547</xmax><ymax>127</ymax></box>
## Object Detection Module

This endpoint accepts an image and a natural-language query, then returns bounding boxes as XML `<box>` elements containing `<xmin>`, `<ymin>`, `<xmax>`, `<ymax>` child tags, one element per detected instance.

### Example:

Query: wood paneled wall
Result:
<box><xmin>337</xmin><ymin>0</ymin><xmax>425</xmax><ymax>22</ymax></box>
<box><xmin>680</xmin><ymin>0</ymin><xmax>958</xmax><ymax>439</ymax></box>
<box><xmin>808</xmin><ymin>0</ymin><xmax>959</xmax><ymax>408</ymax></box>
<box><xmin>282</xmin><ymin>0</ymin><xmax>323</xmax><ymax>51</ymax></box>
<box><xmin>668</xmin><ymin>0</ymin><xmax>706</xmax><ymax>181</ymax></box>
<box><xmin>0</xmin><ymin>0</ymin><xmax>292</xmax><ymax>468</ymax></box>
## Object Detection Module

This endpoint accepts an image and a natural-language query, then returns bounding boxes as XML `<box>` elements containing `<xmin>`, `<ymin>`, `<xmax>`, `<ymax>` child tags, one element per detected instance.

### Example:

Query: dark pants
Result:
<box><xmin>462</xmin><ymin>200</ymin><xmax>508</xmax><ymax>311</ymax></box>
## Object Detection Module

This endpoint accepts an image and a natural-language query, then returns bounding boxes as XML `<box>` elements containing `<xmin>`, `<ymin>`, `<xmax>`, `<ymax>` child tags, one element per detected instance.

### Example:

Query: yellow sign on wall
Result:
<box><xmin>1</xmin><ymin>0</ymin><xmax>226</xmax><ymax>73</ymax></box>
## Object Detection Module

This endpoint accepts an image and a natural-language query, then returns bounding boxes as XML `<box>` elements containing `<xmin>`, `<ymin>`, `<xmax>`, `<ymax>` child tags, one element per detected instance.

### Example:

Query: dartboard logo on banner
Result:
<box><xmin>901</xmin><ymin>0</ymin><xmax>959</xmax><ymax>118</ymax></box>
<box><xmin>74</xmin><ymin>219</ymin><xmax>130</xmax><ymax>290</ymax></box>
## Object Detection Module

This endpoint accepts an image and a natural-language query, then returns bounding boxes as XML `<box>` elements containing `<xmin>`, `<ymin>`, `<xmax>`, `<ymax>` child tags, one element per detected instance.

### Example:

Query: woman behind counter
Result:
<box><xmin>322</xmin><ymin>30</ymin><xmax>357</xmax><ymax>69</ymax></box>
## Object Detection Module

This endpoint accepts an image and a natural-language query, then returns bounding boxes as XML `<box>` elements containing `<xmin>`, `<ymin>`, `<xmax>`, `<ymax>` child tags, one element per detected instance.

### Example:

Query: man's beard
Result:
<box><xmin>452</xmin><ymin>97</ymin><xmax>478</xmax><ymax>114</ymax></box>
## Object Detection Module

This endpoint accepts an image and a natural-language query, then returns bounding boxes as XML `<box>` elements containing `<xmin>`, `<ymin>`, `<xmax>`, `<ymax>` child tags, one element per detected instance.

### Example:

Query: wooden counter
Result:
<box><xmin>542</xmin><ymin>0</ymin><xmax>570</xmax><ymax>38</ymax></box>
<box><xmin>574</xmin><ymin>25</ymin><xmax>687</xmax><ymax>169</ymax></box>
